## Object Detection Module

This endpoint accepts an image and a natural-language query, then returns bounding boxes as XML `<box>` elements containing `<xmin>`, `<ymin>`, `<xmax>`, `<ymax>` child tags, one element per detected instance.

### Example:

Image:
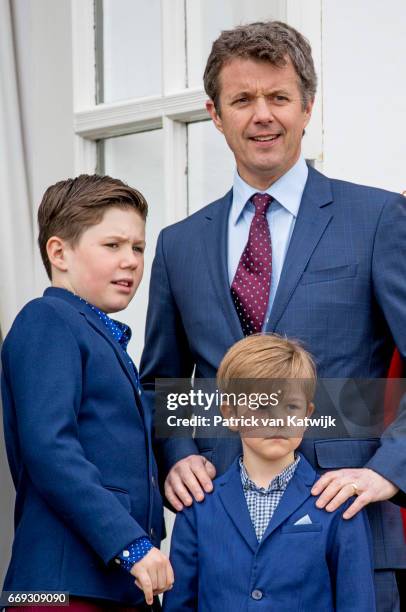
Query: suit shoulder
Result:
<box><xmin>160</xmin><ymin>190</ymin><xmax>232</xmax><ymax>238</ymax></box>
<box><xmin>318</xmin><ymin>172</ymin><xmax>403</xmax><ymax>211</ymax></box>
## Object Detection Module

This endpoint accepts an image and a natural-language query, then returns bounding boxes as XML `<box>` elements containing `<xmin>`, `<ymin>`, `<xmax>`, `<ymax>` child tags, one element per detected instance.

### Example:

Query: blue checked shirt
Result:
<box><xmin>240</xmin><ymin>455</ymin><xmax>300</xmax><ymax>541</ymax></box>
<box><xmin>75</xmin><ymin>296</ymin><xmax>153</xmax><ymax>570</ymax></box>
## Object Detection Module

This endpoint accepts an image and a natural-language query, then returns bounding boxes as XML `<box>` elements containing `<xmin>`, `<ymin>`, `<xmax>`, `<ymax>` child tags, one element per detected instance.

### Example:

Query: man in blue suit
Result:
<box><xmin>140</xmin><ymin>21</ymin><xmax>406</xmax><ymax>610</ymax></box>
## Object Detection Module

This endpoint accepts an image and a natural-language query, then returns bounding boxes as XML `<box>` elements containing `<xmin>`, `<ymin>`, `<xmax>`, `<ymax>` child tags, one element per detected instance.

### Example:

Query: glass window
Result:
<box><xmin>187</xmin><ymin>120</ymin><xmax>235</xmax><ymax>214</ymax></box>
<box><xmin>100</xmin><ymin>0</ymin><xmax>162</xmax><ymax>103</ymax></box>
<box><xmin>186</xmin><ymin>0</ymin><xmax>286</xmax><ymax>89</ymax></box>
<box><xmin>103</xmin><ymin>129</ymin><xmax>164</xmax><ymax>362</ymax></box>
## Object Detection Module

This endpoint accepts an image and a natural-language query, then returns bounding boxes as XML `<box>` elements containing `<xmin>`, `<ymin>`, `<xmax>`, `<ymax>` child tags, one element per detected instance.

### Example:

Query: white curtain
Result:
<box><xmin>0</xmin><ymin>0</ymin><xmax>34</xmax><ymax>337</ymax></box>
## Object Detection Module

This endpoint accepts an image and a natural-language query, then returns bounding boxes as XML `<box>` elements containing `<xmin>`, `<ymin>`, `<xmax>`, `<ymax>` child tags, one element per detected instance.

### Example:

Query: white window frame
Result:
<box><xmin>71</xmin><ymin>0</ymin><xmax>323</xmax><ymax>224</ymax></box>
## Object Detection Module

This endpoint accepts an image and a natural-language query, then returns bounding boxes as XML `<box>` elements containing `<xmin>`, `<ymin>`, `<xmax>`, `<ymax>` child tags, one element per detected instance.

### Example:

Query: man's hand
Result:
<box><xmin>130</xmin><ymin>547</ymin><xmax>174</xmax><ymax>605</ymax></box>
<box><xmin>164</xmin><ymin>455</ymin><xmax>216</xmax><ymax>511</ymax></box>
<box><xmin>311</xmin><ymin>468</ymin><xmax>399</xmax><ymax>519</ymax></box>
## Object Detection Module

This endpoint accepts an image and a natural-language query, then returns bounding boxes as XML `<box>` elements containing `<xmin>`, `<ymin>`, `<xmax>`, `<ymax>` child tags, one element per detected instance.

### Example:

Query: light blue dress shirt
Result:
<box><xmin>228</xmin><ymin>156</ymin><xmax>309</xmax><ymax>328</ymax></box>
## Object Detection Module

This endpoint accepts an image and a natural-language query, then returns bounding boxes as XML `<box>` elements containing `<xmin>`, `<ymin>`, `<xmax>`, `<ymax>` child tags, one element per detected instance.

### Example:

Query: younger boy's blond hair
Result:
<box><xmin>217</xmin><ymin>333</ymin><xmax>317</xmax><ymax>401</ymax></box>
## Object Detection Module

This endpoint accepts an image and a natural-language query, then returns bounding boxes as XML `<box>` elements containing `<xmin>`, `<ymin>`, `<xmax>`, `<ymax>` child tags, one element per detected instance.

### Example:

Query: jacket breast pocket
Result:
<box><xmin>281</xmin><ymin>524</ymin><xmax>322</xmax><ymax>534</ymax></box>
<box><xmin>301</xmin><ymin>263</ymin><xmax>358</xmax><ymax>285</ymax></box>
<box><xmin>314</xmin><ymin>439</ymin><xmax>380</xmax><ymax>469</ymax></box>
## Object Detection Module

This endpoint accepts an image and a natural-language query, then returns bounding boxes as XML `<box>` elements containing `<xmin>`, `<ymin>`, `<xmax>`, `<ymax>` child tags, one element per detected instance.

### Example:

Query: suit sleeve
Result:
<box><xmin>2</xmin><ymin>300</ymin><xmax>148</xmax><ymax>564</ymax></box>
<box><xmin>328</xmin><ymin>502</ymin><xmax>376</xmax><ymax>611</ymax></box>
<box><xmin>163</xmin><ymin>509</ymin><xmax>198</xmax><ymax>612</ymax></box>
<box><xmin>366</xmin><ymin>193</ymin><xmax>406</xmax><ymax>495</ymax></box>
<box><xmin>140</xmin><ymin>230</ymin><xmax>199</xmax><ymax>474</ymax></box>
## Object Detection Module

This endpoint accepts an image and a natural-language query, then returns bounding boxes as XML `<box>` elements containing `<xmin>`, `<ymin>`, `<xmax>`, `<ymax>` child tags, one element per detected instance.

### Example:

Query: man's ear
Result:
<box><xmin>206</xmin><ymin>99</ymin><xmax>224</xmax><ymax>134</ymax></box>
<box><xmin>46</xmin><ymin>236</ymin><xmax>69</xmax><ymax>273</ymax></box>
<box><xmin>306</xmin><ymin>402</ymin><xmax>315</xmax><ymax>417</ymax></box>
<box><xmin>303</xmin><ymin>97</ymin><xmax>314</xmax><ymax>128</ymax></box>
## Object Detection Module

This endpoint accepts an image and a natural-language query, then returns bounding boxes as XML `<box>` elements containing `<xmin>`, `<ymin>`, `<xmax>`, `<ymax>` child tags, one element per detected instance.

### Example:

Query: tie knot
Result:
<box><xmin>251</xmin><ymin>193</ymin><xmax>272</xmax><ymax>216</ymax></box>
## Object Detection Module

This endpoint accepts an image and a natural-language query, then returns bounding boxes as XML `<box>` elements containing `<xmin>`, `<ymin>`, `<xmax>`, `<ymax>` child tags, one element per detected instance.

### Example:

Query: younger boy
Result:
<box><xmin>164</xmin><ymin>334</ymin><xmax>375</xmax><ymax>611</ymax></box>
<box><xmin>1</xmin><ymin>175</ymin><xmax>173</xmax><ymax>610</ymax></box>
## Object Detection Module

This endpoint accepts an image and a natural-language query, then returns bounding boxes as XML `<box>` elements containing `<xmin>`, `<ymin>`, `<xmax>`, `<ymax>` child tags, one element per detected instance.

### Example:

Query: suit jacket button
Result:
<box><xmin>152</xmin><ymin>476</ymin><xmax>156</xmax><ymax>487</ymax></box>
<box><xmin>251</xmin><ymin>589</ymin><xmax>263</xmax><ymax>600</ymax></box>
<box><xmin>150</xmin><ymin>527</ymin><xmax>155</xmax><ymax>538</ymax></box>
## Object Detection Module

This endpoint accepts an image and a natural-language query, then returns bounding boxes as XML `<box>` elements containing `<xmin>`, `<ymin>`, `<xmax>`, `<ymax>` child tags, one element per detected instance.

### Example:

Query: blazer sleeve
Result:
<box><xmin>328</xmin><ymin>502</ymin><xmax>376</xmax><ymax>611</ymax></box>
<box><xmin>366</xmin><ymin>193</ymin><xmax>406</xmax><ymax>495</ymax></box>
<box><xmin>140</xmin><ymin>230</ymin><xmax>199</xmax><ymax>474</ymax></box>
<box><xmin>1</xmin><ymin>300</ymin><xmax>148</xmax><ymax>564</ymax></box>
<box><xmin>163</xmin><ymin>508</ymin><xmax>198</xmax><ymax>612</ymax></box>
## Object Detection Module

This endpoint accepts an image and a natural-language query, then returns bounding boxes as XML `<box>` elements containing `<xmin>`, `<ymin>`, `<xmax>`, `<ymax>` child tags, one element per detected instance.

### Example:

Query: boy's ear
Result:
<box><xmin>307</xmin><ymin>402</ymin><xmax>315</xmax><ymax>417</ymax></box>
<box><xmin>46</xmin><ymin>236</ymin><xmax>69</xmax><ymax>273</ymax></box>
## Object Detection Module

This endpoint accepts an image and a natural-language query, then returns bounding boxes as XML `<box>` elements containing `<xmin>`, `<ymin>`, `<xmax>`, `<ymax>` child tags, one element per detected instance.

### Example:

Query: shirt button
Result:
<box><xmin>251</xmin><ymin>589</ymin><xmax>263</xmax><ymax>600</ymax></box>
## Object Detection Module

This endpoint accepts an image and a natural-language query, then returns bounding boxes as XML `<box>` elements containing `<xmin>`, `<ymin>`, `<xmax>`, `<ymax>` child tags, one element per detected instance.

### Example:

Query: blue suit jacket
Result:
<box><xmin>163</xmin><ymin>454</ymin><xmax>375</xmax><ymax>612</ymax></box>
<box><xmin>140</xmin><ymin>166</ymin><xmax>406</xmax><ymax>570</ymax></box>
<box><xmin>1</xmin><ymin>288</ymin><xmax>163</xmax><ymax>606</ymax></box>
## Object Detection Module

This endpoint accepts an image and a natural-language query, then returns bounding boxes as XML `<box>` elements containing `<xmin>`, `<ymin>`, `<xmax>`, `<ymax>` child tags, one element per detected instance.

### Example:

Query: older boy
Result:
<box><xmin>1</xmin><ymin>175</ymin><xmax>173</xmax><ymax>611</ymax></box>
<box><xmin>163</xmin><ymin>335</ymin><xmax>375</xmax><ymax>611</ymax></box>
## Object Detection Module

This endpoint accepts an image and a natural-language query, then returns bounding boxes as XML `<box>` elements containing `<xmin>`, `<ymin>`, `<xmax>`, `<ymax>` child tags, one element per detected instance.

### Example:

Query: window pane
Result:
<box><xmin>186</xmin><ymin>0</ymin><xmax>286</xmax><ymax>89</ymax></box>
<box><xmin>187</xmin><ymin>120</ymin><xmax>235</xmax><ymax>214</ymax></box>
<box><xmin>103</xmin><ymin>130</ymin><xmax>164</xmax><ymax>362</ymax></box>
<box><xmin>101</xmin><ymin>0</ymin><xmax>162</xmax><ymax>103</ymax></box>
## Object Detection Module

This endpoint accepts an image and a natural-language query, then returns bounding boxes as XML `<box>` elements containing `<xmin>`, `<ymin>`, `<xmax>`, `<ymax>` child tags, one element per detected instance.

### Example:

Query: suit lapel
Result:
<box><xmin>80</xmin><ymin>310</ymin><xmax>146</xmax><ymax>422</ymax></box>
<box><xmin>259</xmin><ymin>455</ymin><xmax>317</xmax><ymax>545</ymax></box>
<box><xmin>201</xmin><ymin>190</ymin><xmax>243</xmax><ymax>343</ymax></box>
<box><xmin>267</xmin><ymin>167</ymin><xmax>334</xmax><ymax>331</ymax></box>
<box><xmin>218</xmin><ymin>460</ymin><xmax>258</xmax><ymax>553</ymax></box>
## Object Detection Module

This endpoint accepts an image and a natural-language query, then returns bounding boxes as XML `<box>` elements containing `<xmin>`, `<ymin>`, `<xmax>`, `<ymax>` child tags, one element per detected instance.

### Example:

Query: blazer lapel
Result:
<box><xmin>201</xmin><ymin>190</ymin><xmax>243</xmax><ymax>343</ymax></box>
<box><xmin>218</xmin><ymin>460</ymin><xmax>258</xmax><ymax>553</ymax></box>
<box><xmin>80</xmin><ymin>310</ymin><xmax>145</xmax><ymax>421</ymax></box>
<box><xmin>259</xmin><ymin>455</ymin><xmax>317</xmax><ymax>545</ymax></box>
<box><xmin>267</xmin><ymin>167</ymin><xmax>334</xmax><ymax>331</ymax></box>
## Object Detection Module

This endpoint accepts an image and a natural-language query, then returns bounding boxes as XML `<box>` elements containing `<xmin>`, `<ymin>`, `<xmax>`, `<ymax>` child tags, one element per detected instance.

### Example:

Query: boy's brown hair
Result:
<box><xmin>217</xmin><ymin>333</ymin><xmax>317</xmax><ymax>401</ymax></box>
<box><xmin>38</xmin><ymin>174</ymin><xmax>148</xmax><ymax>279</ymax></box>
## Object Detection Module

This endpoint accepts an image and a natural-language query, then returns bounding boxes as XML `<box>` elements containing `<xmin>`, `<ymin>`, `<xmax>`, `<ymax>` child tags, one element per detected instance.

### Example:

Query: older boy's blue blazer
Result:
<box><xmin>163</xmin><ymin>454</ymin><xmax>375</xmax><ymax>612</ymax></box>
<box><xmin>1</xmin><ymin>288</ymin><xmax>163</xmax><ymax>606</ymax></box>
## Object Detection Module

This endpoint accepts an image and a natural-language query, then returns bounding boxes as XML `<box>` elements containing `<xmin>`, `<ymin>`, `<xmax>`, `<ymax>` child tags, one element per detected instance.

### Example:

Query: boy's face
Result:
<box><xmin>52</xmin><ymin>207</ymin><xmax>145</xmax><ymax>313</ymax></box>
<box><xmin>222</xmin><ymin>383</ymin><xmax>314</xmax><ymax>466</ymax></box>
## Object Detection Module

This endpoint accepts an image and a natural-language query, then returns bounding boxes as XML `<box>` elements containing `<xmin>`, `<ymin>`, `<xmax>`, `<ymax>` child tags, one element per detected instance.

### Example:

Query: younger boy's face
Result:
<box><xmin>223</xmin><ymin>384</ymin><xmax>314</xmax><ymax>466</ymax></box>
<box><xmin>55</xmin><ymin>207</ymin><xmax>145</xmax><ymax>313</ymax></box>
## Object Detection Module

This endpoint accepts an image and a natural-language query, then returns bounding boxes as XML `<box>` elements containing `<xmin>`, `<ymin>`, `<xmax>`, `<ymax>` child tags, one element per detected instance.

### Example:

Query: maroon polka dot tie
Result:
<box><xmin>231</xmin><ymin>193</ymin><xmax>273</xmax><ymax>335</ymax></box>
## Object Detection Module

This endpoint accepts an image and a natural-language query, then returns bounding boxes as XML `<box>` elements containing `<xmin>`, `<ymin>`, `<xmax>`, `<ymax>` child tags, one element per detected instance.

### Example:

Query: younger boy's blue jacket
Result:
<box><xmin>164</xmin><ymin>453</ymin><xmax>375</xmax><ymax>612</ymax></box>
<box><xmin>1</xmin><ymin>288</ymin><xmax>163</xmax><ymax>606</ymax></box>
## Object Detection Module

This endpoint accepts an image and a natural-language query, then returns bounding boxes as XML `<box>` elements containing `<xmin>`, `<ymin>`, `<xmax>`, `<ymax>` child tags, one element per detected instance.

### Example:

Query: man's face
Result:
<box><xmin>206</xmin><ymin>57</ymin><xmax>313</xmax><ymax>190</ymax></box>
<box><xmin>58</xmin><ymin>207</ymin><xmax>145</xmax><ymax>313</ymax></box>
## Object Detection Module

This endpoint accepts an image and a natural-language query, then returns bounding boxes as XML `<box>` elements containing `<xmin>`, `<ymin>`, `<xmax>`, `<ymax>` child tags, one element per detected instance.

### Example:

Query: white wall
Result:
<box><xmin>11</xmin><ymin>0</ymin><xmax>75</xmax><ymax>294</ymax></box>
<box><xmin>1</xmin><ymin>0</ymin><xmax>75</xmax><ymax>584</ymax></box>
<box><xmin>321</xmin><ymin>0</ymin><xmax>406</xmax><ymax>192</ymax></box>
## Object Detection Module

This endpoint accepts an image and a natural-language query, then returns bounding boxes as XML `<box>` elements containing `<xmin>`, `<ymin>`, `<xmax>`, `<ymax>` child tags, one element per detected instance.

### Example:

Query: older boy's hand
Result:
<box><xmin>165</xmin><ymin>455</ymin><xmax>216</xmax><ymax>511</ymax></box>
<box><xmin>311</xmin><ymin>468</ymin><xmax>398</xmax><ymax>519</ymax></box>
<box><xmin>130</xmin><ymin>547</ymin><xmax>174</xmax><ymax>605</ymax></box>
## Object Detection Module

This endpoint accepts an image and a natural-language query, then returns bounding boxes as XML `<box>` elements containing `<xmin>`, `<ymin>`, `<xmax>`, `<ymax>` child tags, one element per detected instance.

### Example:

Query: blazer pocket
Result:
<box><xmin>104</xmin><ymin>485</ymin><xmax>131</xmax><ymax>511</ymax></box>
<box><xmin>281</xmin><ymin>524</ymin><xmax>322</xmax><ymax>534</ymax></box>
<box><xmin>314</xmin><ymin>438</ymin><xmax>380</xmax><ymax>469</ymax></box>
<box><xmin>301</xmin><ymin>263</ymin><xmax>358</xmax><ymax>285</ymax></box>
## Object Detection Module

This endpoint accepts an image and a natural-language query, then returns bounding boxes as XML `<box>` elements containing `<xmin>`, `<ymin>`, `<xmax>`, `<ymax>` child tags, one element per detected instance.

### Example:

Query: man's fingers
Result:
<box><xmin>325</xmin><ymin>483</ymin><xmax>357</xmax><ymax>512</ymax></box>
<box><xmin>164</xmin><ymin>479</ymin><xmax>185</xmax><ymax>511</ymax></box>
<box><xmin>343</xmin><ymin>494</ymin><xmax>369</xmax><ymax>519</ymax></box>
<box><xmin>166</xmin><ymin>472</ymin><xmax>194</xmax><ymax>507</ymax></box>
<box><xmin>191</xmin><ymin>458</ymin><xmax>215</xmax><ymax>493</ymax></box>
<box><xmin>311</xmin><ymin>472</ymin><xmax>338</xmax><ymax>495</ymax></box>
<box><xmin>315</xmin><ymin>480</ymin><xmax>343</xmax><ymax>509</ymax></box>
<box><xmin>181</xmin><ymin>468</ymin><xmax>206</xmax><ymax>502</ymax></box>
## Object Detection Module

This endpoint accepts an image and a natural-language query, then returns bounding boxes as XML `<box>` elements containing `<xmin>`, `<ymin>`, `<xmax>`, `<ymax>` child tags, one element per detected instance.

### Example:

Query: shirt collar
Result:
<box><xmin>70</xmin><ymin>292</ymin><xmax>132</xmax><ymax>350</ymax></box>
<box><xmin>231</xmin><ymin>156</ymin><xmax>308</xmax><ymax>225</ymax></box>
<box><xmin>239</xmin><ymin>454</ymin><xmax>300</xmax><ymax>494</ymax></box>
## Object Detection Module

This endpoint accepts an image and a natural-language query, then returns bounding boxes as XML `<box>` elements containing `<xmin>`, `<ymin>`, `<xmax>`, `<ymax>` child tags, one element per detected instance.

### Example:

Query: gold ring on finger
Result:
<box><xmin>349</xmin><ymin>482</ymin><xmax>359</xmax><ymax>496</ymax></box>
